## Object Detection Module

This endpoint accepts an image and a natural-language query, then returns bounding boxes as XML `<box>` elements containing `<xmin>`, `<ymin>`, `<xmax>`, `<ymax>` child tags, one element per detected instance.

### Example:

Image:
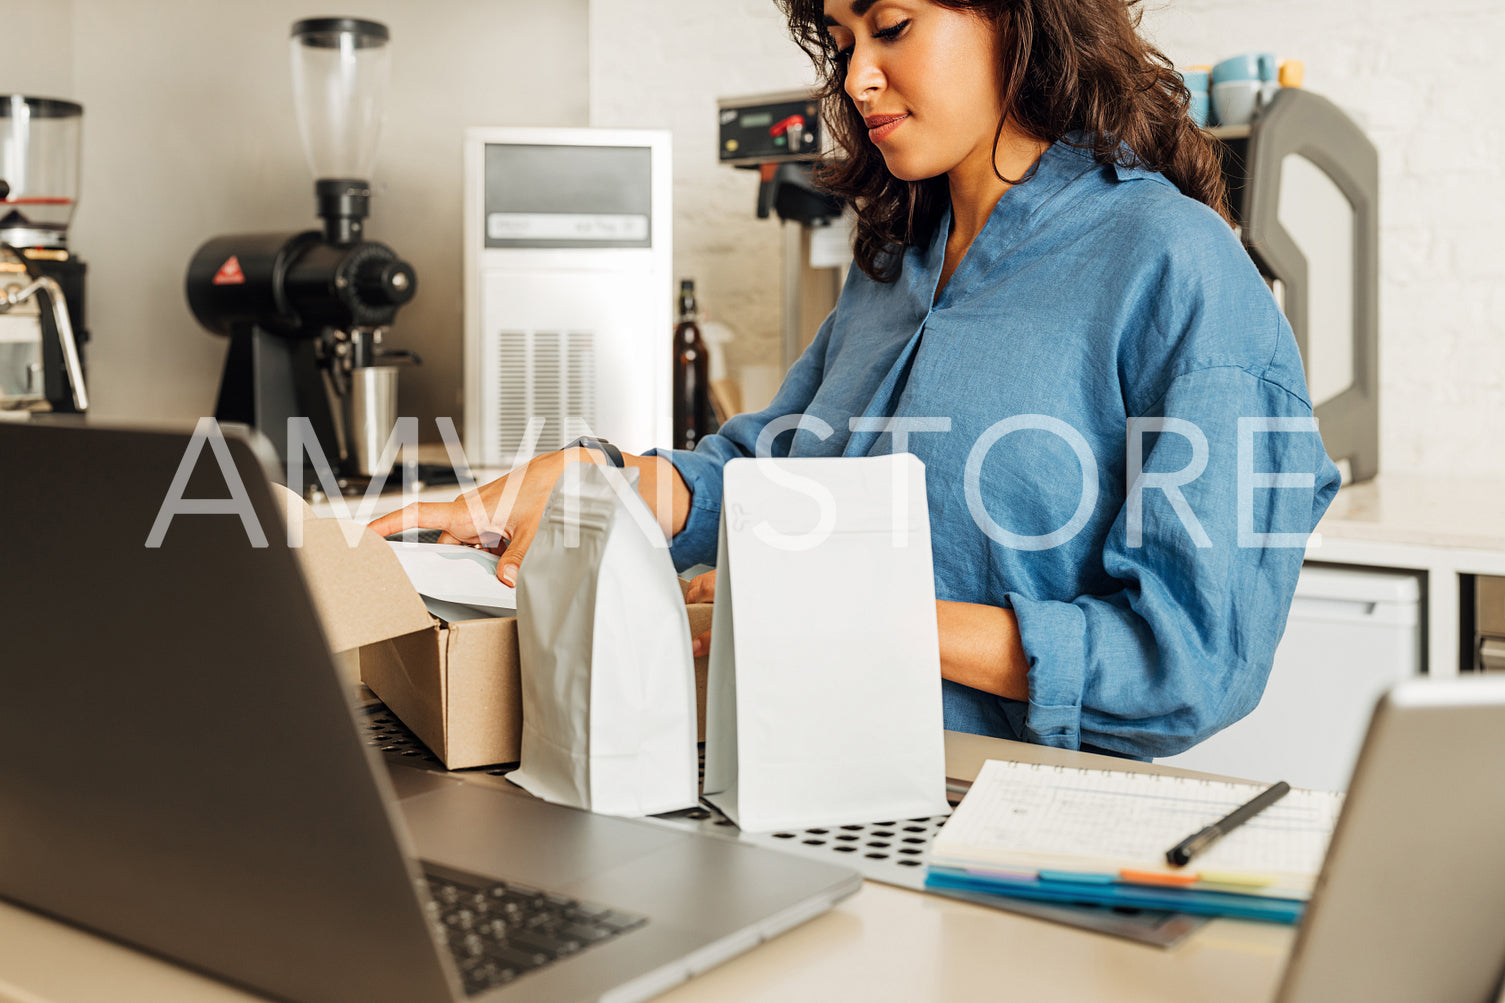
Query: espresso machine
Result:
<box><xmin>186</xmin><ymin>18</ymin><xmax>420</xmax><ymax>484</ymax></box>
<box><xmin>717</xmin><ymin>90</ymin><xmax>846</xmax><ymax>371</ymax></box>
<box><xmin>0</xmin><ymin>95</ymin><xmax>89</xmax><ymax>414</ymax></box>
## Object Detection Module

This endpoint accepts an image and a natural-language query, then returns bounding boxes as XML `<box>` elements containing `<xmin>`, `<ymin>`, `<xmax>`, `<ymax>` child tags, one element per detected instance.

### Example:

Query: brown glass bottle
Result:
<box><xmin>672</xmin><ymin>279</ymin><xmax>712</xmax><ymax>450</ymax></box>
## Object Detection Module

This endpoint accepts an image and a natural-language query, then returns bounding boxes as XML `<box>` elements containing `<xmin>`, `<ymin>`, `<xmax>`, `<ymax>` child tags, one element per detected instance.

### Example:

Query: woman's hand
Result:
<box><xmin>367</xmin><ymin>449</ymin><xmax>693</xmax><ymax>586</ymax></box>
<box><xmin>685</xmin><ymin>570</ymin><xmax>716</xmax><ymax>657</ymax></box>
<box><xmin>366</xmin><ymin>449</ymin><xmax>578</xmax><ymax>585</ymax></box>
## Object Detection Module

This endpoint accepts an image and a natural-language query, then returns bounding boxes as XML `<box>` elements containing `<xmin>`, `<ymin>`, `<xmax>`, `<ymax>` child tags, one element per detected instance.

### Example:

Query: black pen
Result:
<box><xmin>1165</xmin><ymin>780</ymin><xmax>1291</xmax><ymax>867</ymax></box>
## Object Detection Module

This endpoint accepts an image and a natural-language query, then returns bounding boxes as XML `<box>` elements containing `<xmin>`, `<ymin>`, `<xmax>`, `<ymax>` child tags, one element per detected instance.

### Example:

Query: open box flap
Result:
<box><xmin>276</xmin><ymin>486</ymin><xmax>436</xmax><ymax>653</ymax></box>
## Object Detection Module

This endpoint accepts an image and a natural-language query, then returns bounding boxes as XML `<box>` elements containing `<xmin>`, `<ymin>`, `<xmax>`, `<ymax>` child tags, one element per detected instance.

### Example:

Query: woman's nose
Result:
<box><xmin>844</xmin><ymin>47</ymin><xmax>884</xmax><ymax>105</ymax></box>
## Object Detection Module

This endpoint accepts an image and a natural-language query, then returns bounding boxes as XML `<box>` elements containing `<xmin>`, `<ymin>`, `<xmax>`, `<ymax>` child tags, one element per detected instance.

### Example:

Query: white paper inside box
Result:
<box><xmin>286</xmin><ymin>513</ymin><xmax>522</xmax><ymax>769</ymax></box>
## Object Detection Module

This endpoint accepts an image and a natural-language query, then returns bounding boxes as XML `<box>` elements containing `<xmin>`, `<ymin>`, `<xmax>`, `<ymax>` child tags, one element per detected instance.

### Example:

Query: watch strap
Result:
<box><xmin>566</xmin><ymin>435</ymin><xmax>625</xmax><ymax>468</ymax></box>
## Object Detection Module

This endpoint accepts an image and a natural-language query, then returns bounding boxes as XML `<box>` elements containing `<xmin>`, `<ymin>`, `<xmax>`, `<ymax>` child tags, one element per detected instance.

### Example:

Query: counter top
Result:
<box><xmin>1316</xmin><ymin>473</ymin><xmax>1505</xmax><ymax>553</ymax></box>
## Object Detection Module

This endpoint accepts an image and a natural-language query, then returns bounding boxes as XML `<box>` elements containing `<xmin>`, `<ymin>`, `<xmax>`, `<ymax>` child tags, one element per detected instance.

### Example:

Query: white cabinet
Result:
<box><xmin>1161</xmin><ymin>564</ymin><xmax>1422</xmax><ymax>791</ymax></box>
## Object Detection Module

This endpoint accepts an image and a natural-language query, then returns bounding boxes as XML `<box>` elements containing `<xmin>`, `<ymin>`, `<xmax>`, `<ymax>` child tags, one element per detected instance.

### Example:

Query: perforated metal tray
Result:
<box><xmin>359</xmin><ymin>704</ymin><xmax>943</xmax><ymax>888</ymax></box>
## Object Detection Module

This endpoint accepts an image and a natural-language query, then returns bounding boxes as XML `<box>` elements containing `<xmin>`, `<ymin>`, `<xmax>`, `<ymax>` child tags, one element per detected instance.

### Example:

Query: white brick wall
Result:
<box><xmin>592</xmin><ymin>0</ymin><xmax>1505</xmax><ymax>480</ymax></box>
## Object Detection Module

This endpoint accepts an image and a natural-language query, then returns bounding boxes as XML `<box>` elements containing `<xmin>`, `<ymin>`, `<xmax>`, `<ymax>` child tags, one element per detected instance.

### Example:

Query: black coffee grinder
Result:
<box><xmin>186</xmin><ymin>18</ymin><xmax>419</xmax><ymax>482</ymax></box>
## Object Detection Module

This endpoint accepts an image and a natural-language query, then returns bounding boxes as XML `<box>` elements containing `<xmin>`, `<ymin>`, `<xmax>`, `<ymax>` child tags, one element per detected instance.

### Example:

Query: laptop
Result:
<box><xmin>1275</xmin><ymin>674</ymin><xmax>1505</xmax><ymax>1003</ymax></box>
<box><xmin>0</xmin><ymin>419</ymin><xmax>860</xmax><ymax>1003</ymax></box>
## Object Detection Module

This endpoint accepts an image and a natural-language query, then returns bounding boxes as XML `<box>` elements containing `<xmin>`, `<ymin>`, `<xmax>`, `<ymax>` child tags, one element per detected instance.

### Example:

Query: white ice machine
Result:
<box><xmin>464</xmin><ymin>127</ymin><xmax>672</xmax><ymax>465</ymax></box>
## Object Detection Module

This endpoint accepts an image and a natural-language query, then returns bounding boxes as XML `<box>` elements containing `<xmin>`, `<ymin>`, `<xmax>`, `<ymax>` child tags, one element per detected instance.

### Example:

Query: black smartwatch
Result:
<box><xmin>566</xmin><ymin>435</ymin><xmax>625</xmax><ymax>468</ymax></box>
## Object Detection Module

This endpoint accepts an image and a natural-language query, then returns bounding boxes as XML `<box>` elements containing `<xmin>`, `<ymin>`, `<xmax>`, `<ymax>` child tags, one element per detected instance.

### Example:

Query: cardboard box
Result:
<box><xmin>286</xmin><ymin>498</ymin><xmax>712</xmax><ymax>770</ymax></box>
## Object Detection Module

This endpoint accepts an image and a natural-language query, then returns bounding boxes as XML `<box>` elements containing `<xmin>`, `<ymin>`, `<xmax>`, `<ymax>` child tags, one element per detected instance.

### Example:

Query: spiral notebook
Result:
<box><xmin>926</xmin><ymin>760</ymin><xmax>1344</xmax><ymax>922</ymax></box>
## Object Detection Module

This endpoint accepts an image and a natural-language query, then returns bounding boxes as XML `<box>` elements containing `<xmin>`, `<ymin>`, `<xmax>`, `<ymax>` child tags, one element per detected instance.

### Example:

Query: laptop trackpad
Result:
<box><xmin>398</xmin><ymin>783</ymin><xmax>682</xmax><ymax>889</ymax></box>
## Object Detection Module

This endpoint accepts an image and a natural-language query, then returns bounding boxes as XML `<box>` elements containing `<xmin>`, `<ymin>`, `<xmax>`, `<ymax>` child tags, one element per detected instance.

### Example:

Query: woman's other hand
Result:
<box><xmin>686</xmin><ymin>569</ymin><xmax>716</xmax><ymax>657</ymax></box>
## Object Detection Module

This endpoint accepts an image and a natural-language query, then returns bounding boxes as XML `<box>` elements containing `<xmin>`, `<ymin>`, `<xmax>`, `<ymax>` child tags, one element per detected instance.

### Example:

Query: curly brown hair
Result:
<box><xmin>776</xmin><ymin>0</ymin><xmax>1231</xmax><ymax>282</ymax></box>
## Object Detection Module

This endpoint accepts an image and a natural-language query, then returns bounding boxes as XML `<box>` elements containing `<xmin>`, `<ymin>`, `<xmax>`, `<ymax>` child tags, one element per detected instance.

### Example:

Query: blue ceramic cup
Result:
<box><xmin>1211</xmin><ymin>53</ymin><xmax>1264</xmax><ymax>84</ymax></box>
<box><xmin>1179</xmin><ymin>68</ymin><xmax>1210</xmax><ymax>92</ymax></box>
<box><xmin>1212</xmin><ymin>80</ymin><xmax>1262</xmax><ymax>127</ymax></box>
<box><xmin>1189</xmin><ymin>93</ymin><xmax>1212</xmax><ymax>127</ymax></box>
<box><xmin>1178</xmin><ymin>68</ymin><xmax>1212</xmax><ymax>126</ymax></box>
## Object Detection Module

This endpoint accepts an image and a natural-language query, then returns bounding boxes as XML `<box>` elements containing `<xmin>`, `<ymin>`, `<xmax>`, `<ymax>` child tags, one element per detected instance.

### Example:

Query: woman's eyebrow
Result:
<box><xmin>824</xmin><ymin>0</ymin><xmax>878</xmax><ymax>27</ymax></box>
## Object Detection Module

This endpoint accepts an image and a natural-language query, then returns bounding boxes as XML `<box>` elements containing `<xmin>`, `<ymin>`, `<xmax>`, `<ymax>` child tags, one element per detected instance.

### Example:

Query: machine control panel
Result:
<box><xmin>717</xmin><ymin>91</ymin><xmax>824</xmax><ymax>167</ymax></box>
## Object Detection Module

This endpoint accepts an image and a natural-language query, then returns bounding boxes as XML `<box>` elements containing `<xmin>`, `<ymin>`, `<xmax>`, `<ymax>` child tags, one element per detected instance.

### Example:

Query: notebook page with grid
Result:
<box><xmin>930</xmin><ymin>760</ymin><xmax>1343</xmax><ymax>896</ymax></box>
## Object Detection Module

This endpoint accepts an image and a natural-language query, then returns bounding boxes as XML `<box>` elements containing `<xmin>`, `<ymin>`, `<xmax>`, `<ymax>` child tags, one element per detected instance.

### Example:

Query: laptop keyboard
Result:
<box><xmin>422</xmin><ymin>863</ymin><xmax>646</xmax><ymax>996</ymax></box>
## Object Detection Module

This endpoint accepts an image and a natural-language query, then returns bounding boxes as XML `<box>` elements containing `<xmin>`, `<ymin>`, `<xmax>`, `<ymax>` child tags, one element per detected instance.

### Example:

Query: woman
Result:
<box><xmin>372</xmin><ymin>0</ymin><xmax>1340</xmax><ymax>759</ymax></box>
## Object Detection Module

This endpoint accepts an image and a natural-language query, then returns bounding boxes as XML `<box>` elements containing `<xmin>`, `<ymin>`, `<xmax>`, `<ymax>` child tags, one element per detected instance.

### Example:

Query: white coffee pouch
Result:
<box><xmin>509</xmin><ymin>462</ymin><xmax>698</xmax><ymax>817</ymax></box>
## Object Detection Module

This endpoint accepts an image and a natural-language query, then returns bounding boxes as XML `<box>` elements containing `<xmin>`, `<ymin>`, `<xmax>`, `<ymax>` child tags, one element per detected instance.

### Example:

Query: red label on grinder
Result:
<box><xmin>212</xmin><ymin>255</ymin><xmax>245</xmax><ymax>286</ymax></box>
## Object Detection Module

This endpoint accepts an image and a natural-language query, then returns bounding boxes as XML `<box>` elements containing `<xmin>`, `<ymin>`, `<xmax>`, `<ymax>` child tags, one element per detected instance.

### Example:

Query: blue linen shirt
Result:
<box><xmin>653</xmin><ymin>138</ymin><xmax>1341</xmax><ymax>759</ymax></box>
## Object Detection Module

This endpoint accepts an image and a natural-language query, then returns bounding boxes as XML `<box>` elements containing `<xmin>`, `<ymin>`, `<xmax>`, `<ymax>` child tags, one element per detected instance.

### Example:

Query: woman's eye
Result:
<box><xmin>829</xmin><ymin>18</ymin><xmax>907</xmax><ymax>64</ymax></box>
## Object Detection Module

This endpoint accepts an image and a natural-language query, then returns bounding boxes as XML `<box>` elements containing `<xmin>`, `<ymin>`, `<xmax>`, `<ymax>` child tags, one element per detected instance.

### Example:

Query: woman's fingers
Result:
<box><xmin>495</xmin><ymin>525</ymin><xmax>535</xmax><ymax>586</ymax></box>
<box><xmin>688</xmin><ymin>573</ymin><xmax>717</xmax><ymax>655</ymax></box>
<box><xmin>363</xmin><ymin>454</ymin><xmax>569</xmax><ymax>585</ymax></box>
<box><xmin>685</xmin><ymin>570</ymin><xmax>717</xmax><ymax>604</ymax></box>
<box><xmin>367</xmin><ymin>501</ymin><xmax>469</xmax><ymax>541</ymax></box>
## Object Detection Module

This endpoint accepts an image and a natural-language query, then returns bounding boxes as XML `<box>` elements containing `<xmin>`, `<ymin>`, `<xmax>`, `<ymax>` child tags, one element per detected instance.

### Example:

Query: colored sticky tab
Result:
<box><xmin>1039</xmin><ymin>870</ymin><xmax>1117</xmax><ymax>885</ymax></box>
<box><xmin>1198</xmin><ymin>871</ymin><xmax>1278</xmax><ymax>889</ymax></box>
<box><xmin>1120</xmin><ymin>869</ymin><xmax>1202</xmax><ymax>887</ymax></box>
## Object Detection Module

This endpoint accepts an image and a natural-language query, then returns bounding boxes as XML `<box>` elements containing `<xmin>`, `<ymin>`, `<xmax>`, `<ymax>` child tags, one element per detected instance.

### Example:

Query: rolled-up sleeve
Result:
<box><xmin>648</xmin><ymin>314</ymin><xmax>835</xmax><ymax>571</ymax></box>
<box><xmin>1006</xmin><ymin>365</ymin><xmax>1341</xmax><ymax>758</ymax></box>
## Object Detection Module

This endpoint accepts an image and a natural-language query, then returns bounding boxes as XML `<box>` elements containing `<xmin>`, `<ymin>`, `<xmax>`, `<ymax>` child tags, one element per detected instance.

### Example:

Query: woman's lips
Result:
<box><xmin>866</xmin><ymin>113</ymin><xmax>908</xmax><ymax>143</ymax></box>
